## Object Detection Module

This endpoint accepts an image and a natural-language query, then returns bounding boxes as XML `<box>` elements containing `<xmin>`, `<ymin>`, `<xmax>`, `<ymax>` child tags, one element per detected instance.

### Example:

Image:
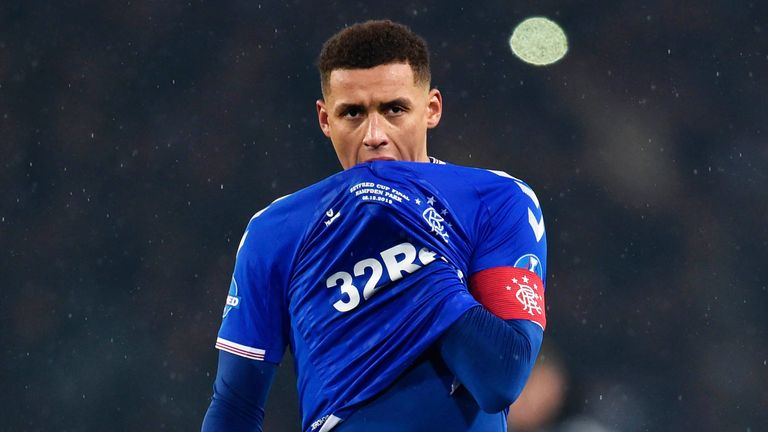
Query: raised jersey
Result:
<box><xmin>215</xmin><ymin>160</ymin><xmax>547</xmax><ymax>431</ymax></box>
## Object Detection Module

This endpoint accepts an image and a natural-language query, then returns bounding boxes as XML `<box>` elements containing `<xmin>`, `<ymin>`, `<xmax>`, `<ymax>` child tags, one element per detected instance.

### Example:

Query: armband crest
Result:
<box><xmin>470</xmin><ymin>265</ymin><xmax>546</xmax><ymax>330</ymax></box>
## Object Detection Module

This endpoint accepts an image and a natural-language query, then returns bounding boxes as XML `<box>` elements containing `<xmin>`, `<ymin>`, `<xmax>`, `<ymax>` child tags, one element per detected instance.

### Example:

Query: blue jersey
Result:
<box><xmin>215</xmin><ymin>160</ymin><xmax>547</xmax><ymax>431</ymax></box>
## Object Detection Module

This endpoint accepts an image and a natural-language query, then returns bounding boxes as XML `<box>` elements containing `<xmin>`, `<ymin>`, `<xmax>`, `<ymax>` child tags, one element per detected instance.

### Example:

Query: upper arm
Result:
<box><xmin>216</xmin><ymin>205</ymin><xmax>293</xmax><ymax>365</ymax></box>
<box><xmin>470</xmin><ymin>174</ymin><xmax>547</xmax><ymax>329</ymax></box>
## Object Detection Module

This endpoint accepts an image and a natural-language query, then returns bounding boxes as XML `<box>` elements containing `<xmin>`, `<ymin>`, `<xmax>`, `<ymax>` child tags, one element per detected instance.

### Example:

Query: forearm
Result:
<box><xmin>201</xmin><ymin>351</ymin><xmax>276</xmax><ymax>432</ymax></box>
<box><xmin>439</xmin><ymin>305</ymin><xmax>543</xmax><ymax>413</ymax></box>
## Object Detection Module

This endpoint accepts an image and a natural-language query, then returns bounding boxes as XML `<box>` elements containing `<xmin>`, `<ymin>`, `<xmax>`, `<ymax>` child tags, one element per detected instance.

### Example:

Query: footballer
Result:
<box><xmin>202</xmin><ymin>20</ymin><xmax>547</xmax><ymax>432</ymax></box>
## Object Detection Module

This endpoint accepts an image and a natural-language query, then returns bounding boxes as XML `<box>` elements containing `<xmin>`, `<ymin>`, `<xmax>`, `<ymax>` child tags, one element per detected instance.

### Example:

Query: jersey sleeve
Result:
<box><xmin>215</xmin><ymin>204</ymin><xmax>293</xmax><ymax>365</ymax></box>
<box><xmin>469</xmin><ymin>173</ymin><xmax>547</xmax><ymax>329</ymax></box>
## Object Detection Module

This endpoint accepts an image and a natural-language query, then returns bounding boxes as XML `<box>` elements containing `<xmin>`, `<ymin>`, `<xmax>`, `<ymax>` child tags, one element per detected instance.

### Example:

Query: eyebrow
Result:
<box><xmin>381</xmin><ymin>98</ymin><xmax>412</xmax><ymax>110</ymax></box>
<box><xmin>334</xmin><ymin>98</ymin><xmax>413</xmax><ymax>116</ymax></box>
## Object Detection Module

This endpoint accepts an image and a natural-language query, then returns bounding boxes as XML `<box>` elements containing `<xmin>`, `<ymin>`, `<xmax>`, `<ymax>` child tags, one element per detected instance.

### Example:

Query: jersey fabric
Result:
<box><xmin>215</xmin><ymin>160</ymin><xmax>547</xmax><ymax>431</ymax></box>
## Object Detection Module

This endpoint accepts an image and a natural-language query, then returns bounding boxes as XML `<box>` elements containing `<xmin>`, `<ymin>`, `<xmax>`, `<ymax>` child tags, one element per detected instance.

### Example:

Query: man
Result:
<box><xmin>202</xmin><ymin>20</ymin><xmax>547</xmax><ymax>432</ymax></box>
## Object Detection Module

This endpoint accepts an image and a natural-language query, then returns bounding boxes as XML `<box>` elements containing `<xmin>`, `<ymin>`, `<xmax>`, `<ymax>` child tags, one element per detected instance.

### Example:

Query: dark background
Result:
<box><xmin>2</xmin><ymin>1</ymin><xmax>767</xmax><ymax>431</ymax></box>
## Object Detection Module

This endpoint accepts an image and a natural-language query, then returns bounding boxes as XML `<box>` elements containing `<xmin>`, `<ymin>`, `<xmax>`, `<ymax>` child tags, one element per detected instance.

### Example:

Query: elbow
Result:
<box><xmin>475</xmin><ymin>381</ymin><xmax>526</xmax><ymax>413</ymax></box>
<box><xmin>474</xmin><ymin>342</ymin><xmax>536</xmax><ymax>413</ymax></box>
<box><xmin>477</xmin><ymin>394</ymin><xmax>512</xmax><ymax>414</ymax></box>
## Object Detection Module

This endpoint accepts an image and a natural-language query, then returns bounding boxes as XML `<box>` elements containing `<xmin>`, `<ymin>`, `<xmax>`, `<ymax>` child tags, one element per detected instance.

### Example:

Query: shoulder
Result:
<box><xmin>247</xmin><ymin>168</ymin><xmax>358</xmax><ymax>225</ymax></box>
<box><xmin>474</xmin><ymin>168</ymin><xmax>541</xmax><ymax>208</ymax></box>
<box><xmin>368</xmin><ymin>160</ymin><xmax>542</xmax><ymax>214</ymax></box>
<box><xmin>234</xmin><ymin>172</ymin><xmax>346</xmax><ymax>266</ymax></box>
<box><xmin>434</xmin><ymin>164</ymin><xmax>545</xmax><ymax>244</ymax></box>
<box><xmin>418</xmin><ymin>161</ymin><xmax>541</xmax><ymax>205</ymax></box>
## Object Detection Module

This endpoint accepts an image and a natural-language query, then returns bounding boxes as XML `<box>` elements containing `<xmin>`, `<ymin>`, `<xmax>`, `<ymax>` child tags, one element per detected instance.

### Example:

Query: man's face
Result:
<box><xmin>317</xmin><ymin>63</ymin><xmax>442</xmax><ymax>170</ymax></box>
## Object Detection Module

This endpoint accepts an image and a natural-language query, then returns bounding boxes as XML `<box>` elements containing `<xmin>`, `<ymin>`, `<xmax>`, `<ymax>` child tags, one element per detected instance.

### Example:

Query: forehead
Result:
<box><xmin>326</xmin><ymin>63</ymin><xmax>426</xmax><ymax>102</ymax></box>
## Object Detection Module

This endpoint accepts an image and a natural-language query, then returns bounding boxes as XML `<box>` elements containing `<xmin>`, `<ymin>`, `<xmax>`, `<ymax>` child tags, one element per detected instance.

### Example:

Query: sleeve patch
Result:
<box><xmin>469</xmin><ymin>267</ymin><xmax>546</xmax><ymax>330</ymax></box>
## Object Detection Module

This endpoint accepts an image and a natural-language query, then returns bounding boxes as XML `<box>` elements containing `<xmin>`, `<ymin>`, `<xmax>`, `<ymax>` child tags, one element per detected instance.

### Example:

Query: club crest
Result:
<box><xmin>422</xmin><ymin>207</ymin><xmax>449</xmax><ymax>242</ymax></box>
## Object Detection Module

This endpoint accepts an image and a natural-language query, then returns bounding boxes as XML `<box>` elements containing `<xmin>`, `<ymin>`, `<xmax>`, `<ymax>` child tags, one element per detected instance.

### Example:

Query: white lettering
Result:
<box><xmin>354</xmin><ymin>258</ymin><xmax>384</xmax><ymax>300</ymax></box>
<box><xmin>418</xmin><ymin>247</ymin><xmax>437</xmax><ymax>265</ymax></box>
<box><xmin>226</xmin><ymin>295</ymin><xmax>240</xmax><ymax>307</ymax></box>
<box><xmin>327</xmin><ymin>243</ymin><xmax>439</xmax><ymax>313</ymax></box>
<box><xmin>326</xmin><ymin>271</ymin><xmax>360</xmax><ymax>312</ymax></box>
<box><xmin>349</xmin><ymin>182</ymin><xmax>375</xmax><ymax>193</ymax></box>
<box><xmin>380</xmin><ymin>243</ymin><xmax>421</xmax><ymax>282</ymax></box>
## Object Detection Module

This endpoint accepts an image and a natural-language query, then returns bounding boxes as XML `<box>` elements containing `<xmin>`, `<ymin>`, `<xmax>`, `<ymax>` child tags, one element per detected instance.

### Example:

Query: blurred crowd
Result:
<box><xmin>2</xmin><ymin>1</ymin><xmax>766</xmax><ymax>431</ymax></box>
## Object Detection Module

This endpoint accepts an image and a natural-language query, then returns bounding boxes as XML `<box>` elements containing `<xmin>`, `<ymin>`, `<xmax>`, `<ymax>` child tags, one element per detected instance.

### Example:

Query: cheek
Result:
<box><xmin>397</xmin><ymin>121</ymin><xmax>426</xmax><ymax>144</ymax></box>
<box><xmin>330</xmin><ymin>131</ymin><xmax>358</xmax><ymax>157</ymax></box>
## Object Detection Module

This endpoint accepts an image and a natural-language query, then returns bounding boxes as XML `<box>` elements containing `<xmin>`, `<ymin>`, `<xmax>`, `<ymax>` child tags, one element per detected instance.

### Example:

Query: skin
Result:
<box><xmin>317</xmin><ymin>63</ymin><xmax>443</xmax><ymax>170</ymax></box>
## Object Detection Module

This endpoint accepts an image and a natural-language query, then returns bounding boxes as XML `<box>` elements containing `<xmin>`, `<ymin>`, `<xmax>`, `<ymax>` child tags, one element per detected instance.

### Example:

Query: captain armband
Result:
<box><xmin>469</xmin><ymin>267</ymin><xmax>547</xmax><ymax>330</ymax></box>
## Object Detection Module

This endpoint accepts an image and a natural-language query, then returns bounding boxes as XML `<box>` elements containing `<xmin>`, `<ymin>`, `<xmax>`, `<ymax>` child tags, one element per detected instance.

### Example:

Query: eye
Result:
<box><xmin>386</xmin><ymin>105</ymin><xmax>408</xmax><ymax>116</ymax></box>
<box><xmin>343</xmin><ymin>107</ymin><xmax>362</xmax><ymax>118</ymax></box>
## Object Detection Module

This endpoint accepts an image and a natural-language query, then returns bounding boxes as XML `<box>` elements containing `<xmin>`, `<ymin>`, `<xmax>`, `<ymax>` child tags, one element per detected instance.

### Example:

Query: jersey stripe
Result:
<box><xmin>215</xmin><ymin>337</ymin><xmax>266</xmax><ymax>361</ymax></box>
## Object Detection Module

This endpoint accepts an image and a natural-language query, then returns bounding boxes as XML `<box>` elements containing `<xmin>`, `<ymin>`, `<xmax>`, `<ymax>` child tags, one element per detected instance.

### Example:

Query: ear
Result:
<box><xmin>426</xmin><ymin>89</ymin><xmax>442</xmax><ymax>129</ymax></box>
<box><xmin>317</xmin><ymin>99</ymin><xmax>332</xmax><ymax>138</ymax></box>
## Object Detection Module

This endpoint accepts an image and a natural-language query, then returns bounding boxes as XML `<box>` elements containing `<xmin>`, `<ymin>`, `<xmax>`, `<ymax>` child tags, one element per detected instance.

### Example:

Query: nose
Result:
<box><xmin>363</xmin><ymin>113</ymin><xmax>388</xmax><ymax>149</ymax></box>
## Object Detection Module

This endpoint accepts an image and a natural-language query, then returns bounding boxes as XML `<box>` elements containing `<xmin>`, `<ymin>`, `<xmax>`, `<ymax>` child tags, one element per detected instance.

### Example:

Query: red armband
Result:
<box><xmin>469</xmin><ymin>267</ymin><xmax>546</xmax><ymax>330</ymax></box>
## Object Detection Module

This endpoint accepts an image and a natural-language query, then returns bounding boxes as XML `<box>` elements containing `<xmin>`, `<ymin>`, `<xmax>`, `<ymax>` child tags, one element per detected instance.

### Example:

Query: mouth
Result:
<box><xmin>362</xmin><ymin>156</ymin><xmax>397</xmax><ymax>163</ymax></box>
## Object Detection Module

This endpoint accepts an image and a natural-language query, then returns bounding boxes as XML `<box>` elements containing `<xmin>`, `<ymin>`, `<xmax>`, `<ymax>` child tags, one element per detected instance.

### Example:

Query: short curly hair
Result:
<box><xmin>317</xmin><ymin>20</ymin><xmax>431</xmax><ymax>96</ymax></box>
